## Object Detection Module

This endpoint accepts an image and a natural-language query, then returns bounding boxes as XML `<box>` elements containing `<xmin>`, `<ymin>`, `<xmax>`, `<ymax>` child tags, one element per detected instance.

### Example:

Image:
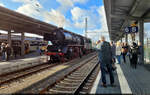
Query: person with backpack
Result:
<box><xmin>130</xmin><ymin>42</ymin><xmax>139</xmax><ymax>69</ymax></box>
<box><xmin>97</xmin><ymin>36</ymin><xmax>114</xmax><ymax>87</ymax></box>
<box><xmin>121</xmin><ymin>42</ymin><xmax>129</xmax><ymax>64</ymax></box>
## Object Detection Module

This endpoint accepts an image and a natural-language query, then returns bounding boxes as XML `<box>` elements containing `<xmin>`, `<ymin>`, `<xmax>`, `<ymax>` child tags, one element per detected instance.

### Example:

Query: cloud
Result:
<box><xmin>43</xmin><ymin>9</ymin><xmax>71</xmax><ymax>27</ymax></box>
<box><xmin>71</xmin><ymin>7</ymin><xmax>101</xmax><ymax>29</ymax></box>
<box><xmin>43</xmin><ymin>0</ymin><xmax>89</xmax><ymax>28</ymax></box>
<box><xmin>73</xmin><ymin>0</ymin><xmax>88</xmax><ymax>4</ymax></box>
<box><xmin>16</xmin><ymin>4</ymin><xmax>41</xmax><ymax>18</ymax></box>
<box><xmin>0</xmin><ymin>3</ymin><xmax>5</xmax><ymax>7</ymax></box>
<box><xmin>13</xmin><ymin>0</ymin><xmax>44</xmax><ymax>21</ymax></box>
<box><xmin>56</xmin><ymin>0</ymin><xmax>74</xmax><ymax>13</ymax></box>
<box><xmin>86</xmin><ymin>6</ymin><xmax>109</xmax><ymax>41</ymax></box>
<box><xmin>56</xmin><ymin>0</ymin><xmax>88</xmax><ymax>13</ymax></box>
<box><xmin>97</xmin><ymin>6</ymin><xmax>108</xmax><ymax>32</ymax></box>
<box><xmin>12</xmin><ymin>0</ymin><xmax>41</xmax><ymax>5</ymax></box>
<box><xmin>12</xmin><ymin>0</ymin><xmax>109</xmax><ymax>41</ymax></box>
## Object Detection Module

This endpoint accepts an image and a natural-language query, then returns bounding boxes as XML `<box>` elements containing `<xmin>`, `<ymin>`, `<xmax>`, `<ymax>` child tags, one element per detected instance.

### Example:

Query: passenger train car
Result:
<box><xmin>44</xmin><ymin>28</ymin><xmax>92</xmax><ymax>62</ymax></box>
<box><xmin>0</xmin><ymin>34</ymin><xmax>47</xmax><ymax>54</ymax></box>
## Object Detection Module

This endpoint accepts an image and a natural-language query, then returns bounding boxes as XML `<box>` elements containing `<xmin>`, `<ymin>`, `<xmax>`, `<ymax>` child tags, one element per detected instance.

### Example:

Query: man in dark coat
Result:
<box><xmin>130</xmin><ymin>42</ymin><xmax>138</xmax><ymax>69</ymax></box>
<box><xmin>97</xmin><ymin>36</ymin><xmax>114</xmax><ymax>87</ymax></box>
<box><xmin>13</xmin><ymin>44</ymin><xmax>18</xmax><ymax>58</ymax></box>
<box><xmin>6</xmin><ymin>44</ymin><xmax>12</xmax><ymax>61</ymax></box>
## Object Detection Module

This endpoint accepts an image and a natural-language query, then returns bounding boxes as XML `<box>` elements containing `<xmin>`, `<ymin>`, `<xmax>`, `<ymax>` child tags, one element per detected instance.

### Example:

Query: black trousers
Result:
<box><xmin>122</xmin><ymin>53</ymin><xmax>127</xmax><ymax>63</ymax></box>
<box><xmin>6</xmin><ymin>54</ymin><xmax>10</xmax><ymax>61</ymax></box>
<box><xmin>100</xmin><ymin>64</ymin><xmax>114</xmax><ymax>84</ymax></box>
<box><xmin>130</xmin><ymin>54</ymin><xmax>138</xmax><ymax>69</ymax></box>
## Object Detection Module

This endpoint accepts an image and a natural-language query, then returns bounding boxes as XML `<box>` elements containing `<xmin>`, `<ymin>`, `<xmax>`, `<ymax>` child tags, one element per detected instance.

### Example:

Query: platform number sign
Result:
<box><xmin>125</xmin><ymin>26</ymin><xmax>138</xmax><ymax>33</ymax></box>
<box><xmin>125</xmin><ymin>27</ymin><xmax>130</xmax><ymax>33</ymax></box>
<box><xmin>131</xmin><ymin>26</ymin><xmax>138</xmax><ymax>33</ymax></box>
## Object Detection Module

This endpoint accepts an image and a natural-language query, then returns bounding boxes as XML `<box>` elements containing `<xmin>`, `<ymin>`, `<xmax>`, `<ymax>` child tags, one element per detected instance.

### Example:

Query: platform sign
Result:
<box><xmin>125</xmin><ymin>26</ymin><xmax>138</xmax><ymax>33</ymax></box>
<box><xmin>125</xmin><ymin>27</ymin><xmax>131</xmax><ymax>33</ymax></box>
<box><xmin>131</xmin><ymin>26</ymin><xmax>138</xmax><ymax>33</ymax></box>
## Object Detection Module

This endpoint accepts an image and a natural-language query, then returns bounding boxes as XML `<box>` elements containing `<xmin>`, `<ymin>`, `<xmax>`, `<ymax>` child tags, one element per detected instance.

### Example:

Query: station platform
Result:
<box><xmin>90</xmin><ymin>57</ymin><xmax>150</xmax><ymax>94</ymax></box>
<box><xmin>0</xmin><ymin>52</ymin><xmax>47</xmax><ymax>75</ymax></box>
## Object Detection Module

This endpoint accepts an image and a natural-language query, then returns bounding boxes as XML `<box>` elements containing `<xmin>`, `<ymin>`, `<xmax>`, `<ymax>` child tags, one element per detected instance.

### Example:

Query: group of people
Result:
<box><xmin>97</xmin><ymin>36</ymin><xmax>142</xmax><ymax>87</ymax></box>
<box><xmin>115</xmin><ymin>41</ymin><xmax>142</xmax><ymax>69</ymax></box>
<box><xmin>0</xmin><ymin>43</ymin><xmax>12</xmax><ymax>61</ymax></box>
<box><xmin>0</xmin><ymin>42</ymin><xmax>22</xmax><ymax>61</ymax></box>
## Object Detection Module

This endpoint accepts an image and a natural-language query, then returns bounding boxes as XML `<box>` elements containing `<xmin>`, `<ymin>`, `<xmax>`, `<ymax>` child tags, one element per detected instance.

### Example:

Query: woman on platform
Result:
<box><xmin>116</xmin><ymin>42</ymin><xmax>122</xmax><ymax>64</ymax></box>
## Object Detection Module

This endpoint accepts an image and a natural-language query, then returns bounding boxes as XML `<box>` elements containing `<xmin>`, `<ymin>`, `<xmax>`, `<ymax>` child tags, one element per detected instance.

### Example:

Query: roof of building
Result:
<box><xmin>0</xmin><ymin>6</ymin><xmax>85</xmax><ymax>39</ymax></box>
<box><xmin>103</xmin><ymin>0</ymin><xmax>150</xmax><ymax>41</ymax></box>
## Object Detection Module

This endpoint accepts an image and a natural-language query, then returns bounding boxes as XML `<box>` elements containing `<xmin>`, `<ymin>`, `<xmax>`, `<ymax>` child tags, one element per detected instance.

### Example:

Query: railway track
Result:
<box><xmin>39</xmin><ymin>56</ymin><xmax>99</xmax><ymax>94</ymax></box>
<box><xmin>0</xmin><ymin>63</ymin><xmax>58</xmax><ymax>86</ymax></box>
<box><xmin>0</xmin><ymin>52</ymin><xmax>96</xmax><ymax>89</ymax></box>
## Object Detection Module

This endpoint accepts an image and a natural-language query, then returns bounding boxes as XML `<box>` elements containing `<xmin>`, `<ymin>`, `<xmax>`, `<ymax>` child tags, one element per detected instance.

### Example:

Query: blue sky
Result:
<box><xmin>0</xmin><ymin>0</ymin><xmax>110</xmax><ymax>41</ymax></box>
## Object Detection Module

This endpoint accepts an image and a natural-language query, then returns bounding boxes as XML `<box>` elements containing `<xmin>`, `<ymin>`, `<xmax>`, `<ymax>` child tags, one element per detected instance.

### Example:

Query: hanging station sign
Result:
<box><xmin>125</xmin><ymin>26</ymin><xmax>138</xmax><ymax>33</ymax></box>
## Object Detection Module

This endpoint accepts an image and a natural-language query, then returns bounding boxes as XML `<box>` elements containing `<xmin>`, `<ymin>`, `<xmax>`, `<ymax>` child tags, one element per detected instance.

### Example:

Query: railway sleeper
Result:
<box><xmin>60</xmin><ymin>81</ymin><xmax>79</xmax><ymax>85</ymax></box>
<box><xmin>79</xmin><ymin>91</ymin><xmax>87</xmax><ymax>94</ymax></box>
<box><xmin>57</xmin><ymin>82</ymin><xmax>79</xmax><ymax>87</ymax></box>
<box><xmin>63</xmin><ymin>79</ymin><xmax>83</xmax><ymax>83</ymax></box>
<box><xmin>87</xmin><ymin>79</ymin><xmax>94</xmax><ymax>83</ymax></box>
<box><xmin>51</xmin><ymin>86</ymin><xmax>76</xmax><ymax>91</ymax></box>
<box><xmin>70</xmin><ymin>73</ymin><xmax>87</xmax><ymax>76</ymax></box>
<box><xmin>80</xmin><ymin>88</ymin><xmax>90</xmax><ymax>93</ymax></box>
<box><xmin>71</xmin><ymin>72</ymin><xmax>88</xmax><ymax>75</ymax></box>
<box><xmin>55</xmin><ymin>85</ymin><xmax>78</xmax><ymax>89</ymax></box>
<box><xmin>73</xmin><ymin>71</ymin><xmax>89</xmax><ymax>74</ymax></box>
<box><xmin>67</xmin><ymin>76</ymin><xmax>85</xmax><ymax>80</ymax></box>
<box><xmin>48</xmin><ymin>89</ymin><xmax>73</xmax><ymax>94</ymax></box>
<box><xmin>70</xmin><ymin>75</ymin><xmax>87</xmax><ymax>77</ymax></box>
<box><xmin>82</xmin><ymin>87</ymin><xmax>90</xmax><ymax>90</ymax></box>
<box><xmin>74</xmin><ymin>70</ymin><xmax>91</xmax><ymax>73</ymax></box>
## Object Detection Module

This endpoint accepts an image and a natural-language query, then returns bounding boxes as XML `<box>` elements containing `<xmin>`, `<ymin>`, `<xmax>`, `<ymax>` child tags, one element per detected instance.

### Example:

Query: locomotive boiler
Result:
<box><xmin>44</xmin><ymin>28</ymin><xmax>92</xmax><ymax>62</ymax></box>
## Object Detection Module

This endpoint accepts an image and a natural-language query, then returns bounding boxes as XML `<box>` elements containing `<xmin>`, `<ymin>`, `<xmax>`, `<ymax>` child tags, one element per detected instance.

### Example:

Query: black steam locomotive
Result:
<box><xmin>44</xmin><ymin>28</ymin><xmax>92</xmax><ymax>62</ymax></box>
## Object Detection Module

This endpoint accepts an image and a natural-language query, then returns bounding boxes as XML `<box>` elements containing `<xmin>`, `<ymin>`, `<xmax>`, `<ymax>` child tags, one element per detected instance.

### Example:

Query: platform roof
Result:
<box><xmin>0</xmin><ymin>6</ymin><xmax>83</xmax><ymax>38</ymax></box>
<box><xmin>104</xmin><ymin>0</ymin><xmax>150</xmax><ymax>41</ymax></box>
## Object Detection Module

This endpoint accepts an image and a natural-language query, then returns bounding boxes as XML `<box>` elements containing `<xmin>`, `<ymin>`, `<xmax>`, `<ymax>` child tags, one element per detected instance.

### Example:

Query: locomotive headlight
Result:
<box><xmin>58</xmin><ymin>49</ymin><xmax>61</xmax><ymax>52</ymax></box>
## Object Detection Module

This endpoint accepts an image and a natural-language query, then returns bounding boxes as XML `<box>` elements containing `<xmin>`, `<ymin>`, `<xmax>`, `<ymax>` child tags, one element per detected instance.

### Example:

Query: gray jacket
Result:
<box><xmin>98</xmin><ymin>41</ymin><xmax>112</xmax><ymax>66</ymax></box>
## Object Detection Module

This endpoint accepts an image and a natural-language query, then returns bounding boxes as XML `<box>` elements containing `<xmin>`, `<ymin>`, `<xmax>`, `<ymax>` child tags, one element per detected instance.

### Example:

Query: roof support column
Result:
<box><xmin>7</xmin><ymin>30</ymin><xmax>11</xmax><ymax>47</ymax></box>
<box><xmin>120</xmin><ymin>38</ymin><xmax>122</xmax><ymax>43</ymax></box>
<box><xmin>138</xmin><ymin>20</ymin><xmax>144</xmax><ymax>64</ymax></box>
<box><xmin>125</xmin><ymin>34</ymin><xmax>128</xmax><ymax>43</ymax></box>
<box><xmin>21</xmin><ymin>32</ymin><xmax>25</xmax><ymax>56</ymax></box>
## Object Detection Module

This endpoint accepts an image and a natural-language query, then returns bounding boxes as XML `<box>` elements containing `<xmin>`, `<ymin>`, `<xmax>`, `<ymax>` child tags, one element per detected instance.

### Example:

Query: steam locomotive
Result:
<box><xmin>44</xmin><ymin>28</ymin><xmax>92</xmax><ymax>62</ymax></box>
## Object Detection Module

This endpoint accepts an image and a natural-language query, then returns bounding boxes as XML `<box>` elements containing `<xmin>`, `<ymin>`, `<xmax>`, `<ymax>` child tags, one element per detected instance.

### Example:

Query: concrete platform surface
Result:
<box><xmin>90</xmin><ymin>58</ymin><xmax>150</xmax><ymax>94</ymax></box>
<box><xmin>0</xmin><ymin>55</ymin><xmax>47</xmax><ymax>75</ymax></box>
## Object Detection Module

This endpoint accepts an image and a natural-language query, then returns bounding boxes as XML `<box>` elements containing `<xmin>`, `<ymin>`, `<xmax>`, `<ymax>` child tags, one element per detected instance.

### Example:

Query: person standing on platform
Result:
<box><xmin>1</xmin><ymin>43</ymin><xmax>6</xmax><ymax>61</ymax></box>
<box><xmin>97</xmin><ymin>36</ymin><xmax>114</xmax><ymax>87</ymax></box>
<box><xmin>110</xmin><ymin>41</ymin><xmax>116</xmax><ymax>61</ymax></box>
<box><xmin>110</xmin><ymin>41</ymin><xmax>116</xmax><ymax>71</ymax></box>
<box><xmin>6</xmin><ymin>44</ymin><xmax>12</xmax><ymax>61</ymax></box>
<box><xmin>138</xmin><ymin>42</ymin><xmax>142</xmax><ymax>65</ymax></box>
<box><xmin>130</xmin><ymin>42</ymin><xmax>138</xmax><ymax>69</ymax></box>
<box><xmin>13</xmin><ymin>44</ymin><xmax>18</xmax><ymax>58</ymax></box>
<box><xmin>116</xmin><ymin>42</ymin><xmax>122</xmax><ymax>64</ymax></box>
<box><xmin>121</xmin><ymin>42</ymin><xmax>129</xmax><ymax>64</ymax></box>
